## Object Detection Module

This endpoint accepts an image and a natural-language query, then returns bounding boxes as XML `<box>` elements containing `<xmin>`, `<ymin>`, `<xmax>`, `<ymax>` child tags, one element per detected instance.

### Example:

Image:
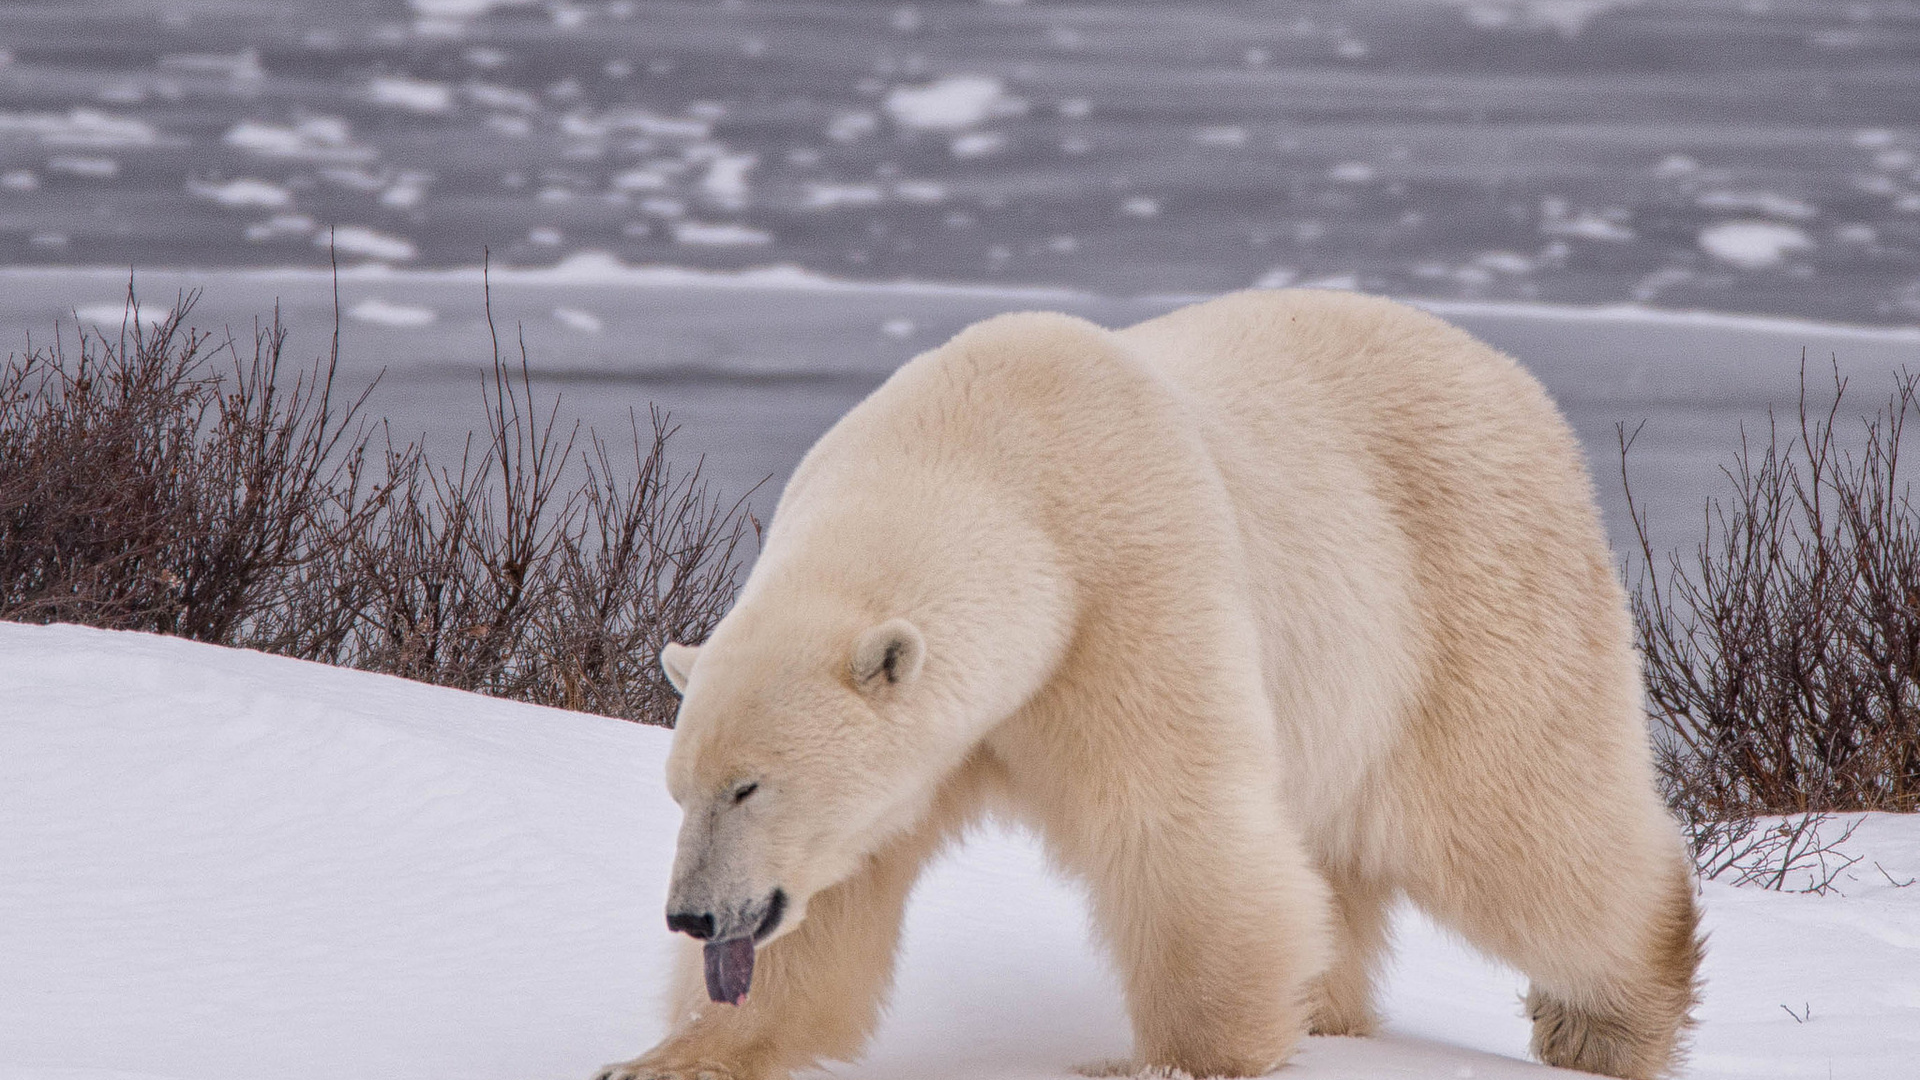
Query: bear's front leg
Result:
<box><xmin>1006</xmin><ymin>682</ymin><xmax>1335</xmax><ymax>1078</ymax></box>
<box><xmin>594</xmin><ymin>781</ymin><xmax>973</xmax><ymax>1080</ymax></box>
<box><xmin>1093</xmin><ymin>804</ymin><xmax>1333</xmax><ymax>1078</ymax></box>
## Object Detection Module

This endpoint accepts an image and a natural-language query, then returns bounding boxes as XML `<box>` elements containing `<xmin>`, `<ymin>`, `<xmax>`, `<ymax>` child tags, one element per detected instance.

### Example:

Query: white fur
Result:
<box><xmin>598</xmin><ymin>290</ymin><xmax>1701</xmax><ymax>1080</ymax></box>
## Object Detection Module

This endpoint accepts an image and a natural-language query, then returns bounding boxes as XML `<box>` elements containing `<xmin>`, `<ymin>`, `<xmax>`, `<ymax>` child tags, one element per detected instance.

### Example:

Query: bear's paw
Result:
<box><xmin>592</xmin><ymin>1059</ymin><xmax>740</xmax><ymax>1080</ymax></box>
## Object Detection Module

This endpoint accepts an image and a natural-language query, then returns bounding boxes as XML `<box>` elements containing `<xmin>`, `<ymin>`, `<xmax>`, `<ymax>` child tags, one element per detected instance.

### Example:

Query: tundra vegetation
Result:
<box><xmin>4</xmin><ymin>291</ymin><xmax>1913</xmax><ymax>885</ymax></box>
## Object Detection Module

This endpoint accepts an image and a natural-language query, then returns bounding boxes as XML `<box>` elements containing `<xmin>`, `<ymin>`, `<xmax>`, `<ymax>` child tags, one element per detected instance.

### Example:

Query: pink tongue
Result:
<box><xmin>703</xmin><ymin>937</ymin><xmax>756</xmax><ymax>1005</ymax></box>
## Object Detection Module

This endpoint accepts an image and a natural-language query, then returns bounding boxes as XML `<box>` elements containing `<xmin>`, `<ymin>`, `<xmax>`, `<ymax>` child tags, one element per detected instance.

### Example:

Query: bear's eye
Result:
<box><xmin>732</xmin><ymin>782</ymin><xmax>759</xmax><ymax>804</ymax></box>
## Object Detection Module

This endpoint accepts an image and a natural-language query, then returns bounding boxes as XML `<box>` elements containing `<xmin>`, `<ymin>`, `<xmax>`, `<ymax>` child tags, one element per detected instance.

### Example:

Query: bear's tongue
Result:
<box><xmin>703</xmin><ymin>937</ymin><xmax>755</xmax><ymax>1005</ymax></box>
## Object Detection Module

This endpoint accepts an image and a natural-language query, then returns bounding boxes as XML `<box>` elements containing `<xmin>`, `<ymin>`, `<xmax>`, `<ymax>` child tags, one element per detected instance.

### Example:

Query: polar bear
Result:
<box><xmin>596</xmin><ymin>290</ymin><xmax>1702</xmax><ymax>1080</ymax></box>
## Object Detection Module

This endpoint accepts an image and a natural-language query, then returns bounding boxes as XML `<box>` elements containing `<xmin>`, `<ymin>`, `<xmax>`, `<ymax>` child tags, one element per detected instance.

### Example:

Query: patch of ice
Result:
<box><xmin>1253</xmin><ymin>267</ymin><xmax>1298</xmax><ymax>289</ymax></box>
<box><xmin>1698</xmin><ymin>220</ymin><xmax>1814</xmax><ymax>269</ymax></box>
<box><xmin>893</xmin><ymin>180</ymin><xmax>946</xmax><ymax>204</ymax></box>
<box><xmin>1328</xmin><ymin>161</ymin><xmax>1376</xmax><ymax>184</ymax></box>
<box><xmin>699</xmin><ymin>153</ymin><xmax>757</xmax><ymax>209</ymax></box>
<box><xmin>1044</xmin><ymin>235</ymin><xmax>1078</xmax><ymax>254</ymax></box>
<box><xmin>528</xmin><ymin>227</ymin><xmax>564</xmax><ymax>246</ymax></box>
<box><xmin>0</xmin><ymin>108</ymin><xmax>158</xmax><ymax>148</ymax></box>
<box><xmin>827</xmin><ymin>110</ymin><xmax>879</xmax><ymax>143</ymax></box>
<box><xmin>1696</xmin><ymin>190</ymin><xmax>1817</xmax><ymax>221</ymax></box>
<box><xmin>319</xmin><ymin>166</ymin><xmax>389</xmax><ymax>192</ymax></box>
<box><xmin>409</xmin><ymin>0</ymin><xmax>533</xmax><ymax>15</ymax></box>
<box><xmin>611</xmin><ymin>169</ymin><xmax>669</xmax><ymax>192</ymax></box>
<box><xmin>486</xmin><ymin>113</ymin><xmax>532</xmax><ymax>137</ymax></box>
<box><xmin>1120</xmin><ymin>197</ymin><xmax>1160</xmax><ymax>218</ymax></box>
<box><xmin>1300</xmin><ymin>272</ymin><xmax>1360</xmax><ymax>290</ymax></box>
<box><xmin>47</xmin><ymin>156</ymin><xmax>118</xmax><ymax>178</ymax></box>
<box><xmin>380</xmin><ymin>173</ymin><xmax>432</xmax><ymax>210</ymax></box>
<box><xmin>245</xmin><ymin>214</ymin><xmax>316</xmax><ymax>241</ymax></box>
<box><xmin>369</xmin><ymin>76</ymin><xmax>454</xmax><ymax>114</ymax></box>
<box><xmin>463</xmin><ymin>82</ymin><xmax>538</xmax><ymax>112</ymax></box>
<box><xmin>1540</xmin><ymin>209</ymin><xmax>1635</xmax><ymax>242</ymax></box>
<box><xmin>29</xmin><ymin>232</ymin><xmax>68</xmax><ymax>248</ymax></box>
<box><xmin>1193</xmin><ymin>125</ymin><xmax>1249</xmax><ymax>148</ymax></box>
<box><xmin>1453</xmin><ymin>0</ymin><xmax>1639</xmax><ymax>37</ymax></box>
<box><xmin>885</xmin><ymin>76</ymin><xmax>1024</xmax><ymax>131</ymax></box>
<box><xmin>1473</xmin><ymin>251</ymin><xmax>1534</xmax><ymax>275</ymax></box>
<box><xmin>187</xmin><ymin>177</ymin><xmax>290</xmax><ymax>208</ymax></box>
<box><xmin>552</xmin><ymin>307</ymin><xmax>603</xmax><ymax>333</ymax></box>
<box><xmin>1874</xmin><ymin>149</ymin><xmax>1916</xmax><ymax>172</ymax></box>
<box><xmin>949</xmin><ymin>132</ymin><xmax>1006</xmax><ymax>159</ymax></box>
<box><xmin>671</xmin><ymin>221</ymin><xmax>772</xmax><ymax>246</ymax></box>
<box><xmin>319</xmin><ymin>226</ymin><xmax>418</xmax><ymax>262</ymax></box>
<box><xmin>881</xmin><ymin>317</ymin><xmax>916</xmax><ymax>339</ymax></box>
<box><xmin>1059</xmin><ymin>98</ymin><xmax>1092</xmax><ymax>119</ymax></box>
<box><xmin>1</xmin><ymin>169</ymin><xmax>39</xmax><ymax>191</ymax></box>
<box><xmin>804</xmin><ymin>183</ymin><xmax>884</xmax><ymax>210</ymax></box>
<box><xmin>347</xmin><ymin>297</ymin><xmax>436</xmax><ymax>327</ymax></box>
<box><xmin>1653</xmin><ymin>153</ymin><xmax>1700</xmax><ymax>178</ymax></box>
<box><xmin>1854</xmin><ymin>128</ymin><xmax>1896</xmax><ymax>149</ymax></box>
<box><xmin>641</xmin><ymin>197</ymin><xmax>686</xmax><ymax>219</ymax></box>
<box><xmin>73</xmin><ymin>302</ymin><xmax>171</xmax><ymax>327</ymax></box>
<box><xmin>1834</xmin><ymin>224</ymin><xmax>1877</xmax><ymax>246</ymax></box>
<box><xmin>158</xmin><ymin>49</ymin><xmax>264</xmax><ymax>83</ymax></box>
<box><xmin>225</xmin><ymin>117</ymin><xmax>375</xmax><ymax>163</ymax></box>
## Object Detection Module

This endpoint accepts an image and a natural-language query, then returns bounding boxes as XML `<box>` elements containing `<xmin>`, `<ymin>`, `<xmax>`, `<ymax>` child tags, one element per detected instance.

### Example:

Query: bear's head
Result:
<box><xmin>652</xmin><ymin>470</ymin><xmax>1074</xmax><ymax>1003</ymax></box>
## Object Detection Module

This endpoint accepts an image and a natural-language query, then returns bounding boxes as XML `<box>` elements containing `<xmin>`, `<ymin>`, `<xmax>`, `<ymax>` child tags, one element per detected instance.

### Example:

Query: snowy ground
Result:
<box><xmin>3</xmin><ymin>623</ymin><xmax>1917</xmax><ymax>1080</ymax></box>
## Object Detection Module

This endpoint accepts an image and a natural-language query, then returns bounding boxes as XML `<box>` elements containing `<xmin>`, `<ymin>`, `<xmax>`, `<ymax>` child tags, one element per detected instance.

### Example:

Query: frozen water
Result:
<box><xmin>0</xmin><ymin>2</ymin><xmax>1913</xmax><ymax>324</ymax></box>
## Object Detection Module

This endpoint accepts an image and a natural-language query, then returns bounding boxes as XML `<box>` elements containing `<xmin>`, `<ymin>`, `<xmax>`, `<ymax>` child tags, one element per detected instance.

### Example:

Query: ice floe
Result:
<box><xmin>1193</xmin><ymin>125</ymin><xmax>1250</xmax><ymax>148</ymax></box>
<box><xmin>552</xmin><ymin>307</ymin><xmax>603</xmax><ymax>333</ymax></box>
<box><xmin>225</xmin><ymin>117</ymin><xmax>375</xmax><ymax>163</ymax></box>
<box><xmin>949</xmin><ymin>132</ymin><xmax>1006</xmax><ymax>159</ymax></box>
<box><xmin>188</xmin><ymin>178</ymin><xmax>292</xmax><ymax>208</ymax></box>
<box><xmin>347</xmin><ymin>297</ymin><xmax>437</xmax><ymax>327</ymax></box>
<box><xmin>370</xmin><ymin>76</ymin><xmax>455</xmax><ymax>115</ymax></box>
<box><xmin>886</xmin><ymin>76</ymin><xmax>1024</xmax><ymax>131</ymax></box>
<box><xmin>0</xmin><ymin>108</ymin><xmax>158</xmax><ymax>148</ymax></box>
<box><xmin>47</xmin><ymin>156</ymin><xmax>118</xmax><ymax>178</ymax></box>
<box><xmin>72</xmin><ymin>301</ymin><xmax>171</xmax><ymax>328</ymax></box>
<box><xmin>804</xmin><ymin>183</ymin><xmax>885</xmax><ymax>210</ymax></box>
<box><xmin>320</xmin><ymin>226</ymin><xmax>419</xmax><ymax>262</ymax></box>
<box><xmin>1696</xmin><ymin>190</ymin><xmax>1818</xmax><ymax>221</ymax></box>
<box><xmin>1698</xmin><ymin>220</ymin><xmax>1814</xmax><ymax>269</ymax></box>
<box><xmin>671</xmin><ymin>221</ymin><xmax>772</xmax><ymax>246</ymax></box>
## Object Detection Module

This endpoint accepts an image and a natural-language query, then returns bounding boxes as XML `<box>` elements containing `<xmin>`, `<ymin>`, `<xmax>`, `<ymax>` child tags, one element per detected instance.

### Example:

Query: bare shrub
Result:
<box><xmin>1623</xmin><ymin>359</ymin><xmax>1920</xmax><ymax>881</ymax></box>
<box><xmin>1</xmin><ymin>281</ymin><xmax>751</xmax><ymax>726</ymax></box>
<box><xmin>0</xmin><ymin>287</ymin><xmax>379</xmax><ymax>641</ymax></box>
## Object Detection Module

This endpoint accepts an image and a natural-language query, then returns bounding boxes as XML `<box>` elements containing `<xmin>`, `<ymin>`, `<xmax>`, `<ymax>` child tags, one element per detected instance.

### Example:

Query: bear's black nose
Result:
<box><xmin>667</xmin><ymin>911</ymin><xmax>715</xmax><ymax>940</ymax></box>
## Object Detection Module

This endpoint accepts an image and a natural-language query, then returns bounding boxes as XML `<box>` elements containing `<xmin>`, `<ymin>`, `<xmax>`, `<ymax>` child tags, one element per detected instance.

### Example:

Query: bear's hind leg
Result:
<box><xmin>1521</xmin><ymin>864</ymin><xmax>1703</xmax><ymax>1080</ymax></box>
<box><xmin>1307</xmin><ymin>867</ymin><xmax>1391</xmax><ymax>1037</ymax></box>
<box><xmin>1408</xmin><ymin>814</ymin><xmax>1702</xmax><ymax>1080</ymax></box>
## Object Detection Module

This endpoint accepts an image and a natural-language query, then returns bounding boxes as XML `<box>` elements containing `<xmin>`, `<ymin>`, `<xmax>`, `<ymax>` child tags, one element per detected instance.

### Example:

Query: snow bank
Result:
<box><xmin>2</xmin><ymin>624</ymin><xmax>1917</xmax><ymax>1079</ymax></box>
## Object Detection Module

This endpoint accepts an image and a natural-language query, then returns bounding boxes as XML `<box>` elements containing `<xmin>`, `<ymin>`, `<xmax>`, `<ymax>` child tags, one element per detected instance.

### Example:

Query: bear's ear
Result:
<box><xmin>850</xmin><ymin>618</ymin><xmax>925</xmax><ymax>691</ymax></box>
<box><xmin>660</xmin><ymin>642</ymin><xmax>700</xmax><ymax>694</ymax></box>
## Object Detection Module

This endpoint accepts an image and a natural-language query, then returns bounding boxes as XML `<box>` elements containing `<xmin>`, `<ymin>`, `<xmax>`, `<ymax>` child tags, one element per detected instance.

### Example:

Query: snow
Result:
<box><xmin>4</xmin><ymin>623</ymin><xmax>1915</xmax><ymax>1080</ymax></box>
<box><xmin>1698</xmin><ymin>220</ymin><xmax>1815</xmax><ymax>270</ymax></box>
